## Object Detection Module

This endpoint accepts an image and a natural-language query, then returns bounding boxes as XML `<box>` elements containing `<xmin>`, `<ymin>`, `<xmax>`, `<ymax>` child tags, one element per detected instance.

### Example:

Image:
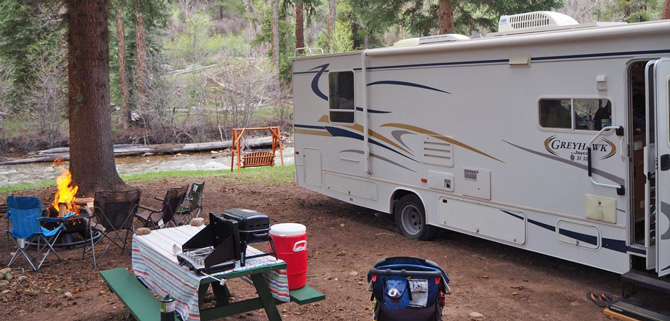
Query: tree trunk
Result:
<box><xmin>116</xmin><ymin>6</ymin><xmax>130</xmax><ymax>129</ymax></box>
<box><xmin>271</xmin><ymin>0</ymin><xmax>279</xmax><ymax>67</ymax></box>
<box><xmin>438</xmin><ymin>0</ymin><xmax>454</xmax><ymax>34</ymax></box>
<box><xmin>65</xmin><ymin>0</ymin><xmax>126</xmax><ymax>195</ymax></box>
<box><xmin>664</xmin><ymin>0</ymin><xmax>670</xmax><ymax>19</ymax></box>
<box><xmin>135</xmin><ymin>10</ymin><xmax>148</xmax><ymax>114</ymax></box>
<box><xmin>328</xmin><ymin>0</ymin><xmax>336</xmax><ymax>53</ymax></box>
<box><xmin>295</xmin><ymin>1</ymin><xmax>304</xmax><ymax>54</ymax></box>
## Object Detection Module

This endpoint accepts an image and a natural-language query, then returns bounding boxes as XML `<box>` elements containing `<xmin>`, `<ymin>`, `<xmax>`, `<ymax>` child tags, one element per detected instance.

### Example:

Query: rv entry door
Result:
<box><xmin>653</xmin><ymin>58</ymin><xmax>670</xmax><ymax>277</ymax></box>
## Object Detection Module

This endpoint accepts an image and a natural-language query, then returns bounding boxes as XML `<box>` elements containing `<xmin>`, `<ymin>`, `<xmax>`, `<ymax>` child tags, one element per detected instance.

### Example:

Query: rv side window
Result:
<box><xmin>329</xmin><ymin>71</ymin><xmax>355</xmax><ymax>123</ymax></box>
<box><xmin>574</xmin><ymin>99</ymin><xmax>611</xmax><ymax>130</ymax></box>
<box><xmin>539</xmin><ymin>98</ymin><xmax>611</xmax><ymax>131</ymax></box>
<box><xmin>539</xmin><ymin>99</ymin><xmax>571</xmax><ymax>129</ymax></box>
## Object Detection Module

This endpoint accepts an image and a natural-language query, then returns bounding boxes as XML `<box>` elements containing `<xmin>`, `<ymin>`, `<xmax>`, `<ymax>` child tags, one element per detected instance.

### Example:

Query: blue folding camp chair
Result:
<box><xmin>368</xmin><ymin>257</ymin><xmax>451</xmax><ymax>321</ymax></box>
<box><xmin>6</xmin><ymin>196</ymin><xmax>64</xmax><ymax>271</ymax></box>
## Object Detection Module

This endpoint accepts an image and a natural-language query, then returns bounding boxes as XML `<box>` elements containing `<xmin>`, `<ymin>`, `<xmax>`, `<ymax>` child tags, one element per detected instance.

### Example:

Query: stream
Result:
<box><xmin>0</xmin><ymin>146</ymin><xmax>295</xmax><ymax>187</ymax></box>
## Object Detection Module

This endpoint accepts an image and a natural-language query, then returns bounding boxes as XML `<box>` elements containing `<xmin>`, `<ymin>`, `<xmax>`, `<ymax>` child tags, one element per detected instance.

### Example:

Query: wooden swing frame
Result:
<box><xmin>230</xmin><ymin>127</ymin><xmax>284</xmax><ymax>172</ymax></box>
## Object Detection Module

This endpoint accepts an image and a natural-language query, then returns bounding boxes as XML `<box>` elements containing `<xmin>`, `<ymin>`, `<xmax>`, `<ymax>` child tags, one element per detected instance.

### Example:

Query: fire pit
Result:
<box><xmin>30</xmin><ymin>161</ymin><xmax>101</xmax><ymax>248</ymax></box>
<box><xmin>41</xmin><ymin>204</ymin><xmax>101</xmax><ymax>247</ymax></box>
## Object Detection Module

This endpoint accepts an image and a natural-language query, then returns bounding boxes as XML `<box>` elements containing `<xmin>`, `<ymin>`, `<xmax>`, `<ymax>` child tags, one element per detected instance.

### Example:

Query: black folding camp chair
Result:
<box><xmin>91</xmin><ymin>189</ymin><xmax>141</xmax><ymax>267</ymax></box>
<box><xmin>177</xmin><ymin>182</ymin><xmax>205</xmax><ymax>225</ymax></box>
<box><xmin>135</xmin><ymin>185</ymin><xmax>188</xmax><ymax>229</ymax></box>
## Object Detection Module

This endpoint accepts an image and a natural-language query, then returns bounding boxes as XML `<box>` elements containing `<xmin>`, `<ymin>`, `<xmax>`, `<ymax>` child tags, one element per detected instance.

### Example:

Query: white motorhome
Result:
<box><xmin>292</xmin><ymin>12</ymin><xmax>670</xmax><ymax>278</ymax></box>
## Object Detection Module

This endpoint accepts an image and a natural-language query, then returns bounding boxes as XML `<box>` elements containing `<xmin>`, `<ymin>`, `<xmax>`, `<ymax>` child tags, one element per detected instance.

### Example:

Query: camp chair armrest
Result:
<box><xmin>40</xmin><ymin>216</ymin><xmax>66</xmax><ymax>223</ymax></box>
<box><xmin>153</xmin><ymin>197</ymin><xmax>164</xmax><ymax>202</ymax></box>
<box><xmin>138</xmin><ymin>205</ymin><xmax>160</xmax><ymax>213</ymax></box>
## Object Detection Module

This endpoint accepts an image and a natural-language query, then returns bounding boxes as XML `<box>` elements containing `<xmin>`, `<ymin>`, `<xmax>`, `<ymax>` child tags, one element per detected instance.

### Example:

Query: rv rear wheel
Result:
<box><xmin>395</xmin><ymin>194</ymin><xmax>437</xmax><ymax>241</ymax></box>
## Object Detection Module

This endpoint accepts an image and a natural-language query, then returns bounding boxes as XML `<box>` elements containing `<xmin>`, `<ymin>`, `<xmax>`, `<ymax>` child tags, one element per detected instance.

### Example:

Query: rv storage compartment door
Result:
<box><xmin>653</xmin><ymin>58</ymin><xmax>670</xmax><ymax>277</ymax></box>
<box><xmin>304</xmin><ymin>148</ymin><xmax>322</xmax><ymax>187</ymax></box>
<box><xmin>324</xmin><ymin>173</ymin><xmax>378</xmax><ymax>201</ymax></box>
<box><xmin>437</xmin><ymin>198</ymin><xmax>526</xmax><ymax>245</ymax></box>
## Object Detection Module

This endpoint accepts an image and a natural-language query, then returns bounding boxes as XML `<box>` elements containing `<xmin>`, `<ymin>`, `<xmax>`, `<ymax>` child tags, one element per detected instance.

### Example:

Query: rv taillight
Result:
<box><xmin>420</xmin><ymin>178</ymin><xmax>427</xmax><ymax>183</ymax></box>
<box><xmin>295</xmin><ymin>151</ymin><xmax>299</xmax><ymax>155</ymax></box>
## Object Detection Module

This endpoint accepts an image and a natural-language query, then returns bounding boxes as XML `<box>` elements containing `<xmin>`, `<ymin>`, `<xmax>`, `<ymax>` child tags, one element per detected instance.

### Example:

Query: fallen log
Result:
<box><xmin>0</xmin><ymin>137</ymin><xmax>275</xmax><ymax>165</ymax></box>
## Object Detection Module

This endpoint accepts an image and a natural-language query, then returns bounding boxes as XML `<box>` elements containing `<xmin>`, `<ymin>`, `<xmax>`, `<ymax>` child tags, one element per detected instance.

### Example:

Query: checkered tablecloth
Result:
<box><xmin>132</xmin><ymin>225</ymin><xmax>289</xmax><ymax>321</ymax></box>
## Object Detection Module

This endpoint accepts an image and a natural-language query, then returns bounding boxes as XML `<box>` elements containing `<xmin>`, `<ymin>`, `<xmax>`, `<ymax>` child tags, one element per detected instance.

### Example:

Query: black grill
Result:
<box><xmin>221</xmin><ymin>208</ymin><xmax>276</xmax><ymax>266</ymax></box>
<box><xmin>222</xmin><ymin>208</ymin><xmax>271</xmax><ymax>243</ymax></box>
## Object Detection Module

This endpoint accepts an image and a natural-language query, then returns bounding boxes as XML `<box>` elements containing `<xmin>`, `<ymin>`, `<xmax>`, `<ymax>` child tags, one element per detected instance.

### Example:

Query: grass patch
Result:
<box><xmin>0</xmin><ymin>180</ymin><xmax>54</xmax><ymax>193</ymax></box>
<box><xmin>0</xmin><ymin>165</ymin><xmax>295</xmax><ymax>193</ymax></box>
<box><xmin>122</xmin><ymin>165</ymin><xmax>295</xmax><ymax>186</ymax></box>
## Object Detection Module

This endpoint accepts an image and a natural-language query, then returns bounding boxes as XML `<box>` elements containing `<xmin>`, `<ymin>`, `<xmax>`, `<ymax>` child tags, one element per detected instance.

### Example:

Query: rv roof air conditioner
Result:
<box><xmin>498</xmin><ymin>11</ymin><xmax>578</xmax><ymax>33</ymax></box>
<box><xmin>393</xmin><ymin>34</ymin><xmax>469</xmax><ymax>47</ymax></box>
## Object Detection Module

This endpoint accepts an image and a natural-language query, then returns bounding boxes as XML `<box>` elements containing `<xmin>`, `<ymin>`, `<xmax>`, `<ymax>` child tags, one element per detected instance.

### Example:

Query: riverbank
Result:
<box><xmin>0</xmin><ymin>145</ymin><xmax>294</xmax><ymax>190</ymax></box>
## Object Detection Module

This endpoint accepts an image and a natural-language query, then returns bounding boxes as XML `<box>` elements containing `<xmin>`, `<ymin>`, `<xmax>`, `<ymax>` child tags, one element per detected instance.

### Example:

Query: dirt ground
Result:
<box><xmin>0</xmin><ymin>177</ymin><xmax>663</xmax><ymax>321</ymax></box>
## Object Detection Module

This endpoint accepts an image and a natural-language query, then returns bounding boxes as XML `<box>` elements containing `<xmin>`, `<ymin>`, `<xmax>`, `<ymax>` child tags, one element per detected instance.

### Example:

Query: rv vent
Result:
<box><xmin>464</xmin><ymin>169</ymin><xmax>478</xmax><ymax>180</ymax></box>
<box><xmin>393</xmin><ymin>34</ymin><xmax>469</xmax><ymax>47</ymax></box>
<box><xmin>498</xmin><ymin>11</ymin><xmax>578</xmax><ymax>33</ymax></box>
<box><xmin>422</xmin><ymin>135</ymin><xmax>454</xmax><ymax>167</ymax></box>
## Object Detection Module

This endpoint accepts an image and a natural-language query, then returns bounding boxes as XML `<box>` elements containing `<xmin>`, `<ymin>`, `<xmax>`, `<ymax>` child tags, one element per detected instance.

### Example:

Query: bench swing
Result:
<box><xmin>230</xmin><ymin>126</ymin><xmax>284</xmax><ymax>172</ymax></box>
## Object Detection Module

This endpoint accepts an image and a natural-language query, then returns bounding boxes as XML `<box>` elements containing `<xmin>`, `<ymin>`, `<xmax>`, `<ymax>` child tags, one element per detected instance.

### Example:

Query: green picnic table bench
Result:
<box><xmin>100</xmin><ymin>268</ymin><xmax>325</xmax><ymax>321</ymax></box>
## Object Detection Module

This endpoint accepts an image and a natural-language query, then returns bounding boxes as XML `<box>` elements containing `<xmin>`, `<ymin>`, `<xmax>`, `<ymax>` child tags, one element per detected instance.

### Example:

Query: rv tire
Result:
<box><xmin>395</xmin><ymin>194</ymin><xmax>437</xmax><ymax>241</ymax></box>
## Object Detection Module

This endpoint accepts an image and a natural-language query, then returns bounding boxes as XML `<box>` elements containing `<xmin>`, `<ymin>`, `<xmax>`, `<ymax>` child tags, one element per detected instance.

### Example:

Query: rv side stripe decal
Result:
<box><xmin>504</xmin><ymin>140</ymin><xmax>624</xmax><ymax>185</ymax></box>
<box><xmin>383</xmin><ymin>123</ymin><xmax>504</xmax><ymax>163</ymax></box>
<box><xmin>500</xmin><ymin>210</ymin><xmax>644</xmax><ymax>254</ymax></box>
<box><xmin>340</xmin><ymin>149</ymin><xmax>417</xmax><ymax>173</ymax></box>
<box><xmin>323</xmin><ymin>126</ymin><xmax>418</xmax><ymax>162</ymax></box>
<box><xmin>355</xmin><ymin>107</ymin><xmax>391</xmax><ymax>114</ymax></box>
<box><xmin>295</xmin><ymin>124</ymin><xmax>326</xmax><ymax>130</ymax></box>
<box><xmin>367</xmin><ymin>81</ymin><xmax>451</xmax><ymax>95</ymax></box>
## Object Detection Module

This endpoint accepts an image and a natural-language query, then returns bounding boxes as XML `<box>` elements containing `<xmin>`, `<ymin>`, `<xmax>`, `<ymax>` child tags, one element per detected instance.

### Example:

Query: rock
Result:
<box><xmin>0</xmin><ymin>280</ymin><xmax>8</xmax><ymax>290</ymax></box>
<box><xmin>64</xmin><ymin>291</ymin><xmax>73</xmax><ymax>300</ymax></box>
<box><xmin>191</xmin><ymin>218</ymin><xmax>205</xmax><ymax>226</ymax></box>
<box><xmin>469</xmin><ymin>312</ymin><xmax>485</xmax><ymax>320</ymax></box>
<box><xmin>0</xmin><ymin>268</ymin><xmax>9</xmax><ymax>279</ymax></box>
<box><xmin>512</xmin><ymin>291</ymin><xmax>519</xmax><ymax>296</ymax></box>
<box><xmin>17</xmin><ymin>276</ymin><xmax>26</xmax><ymax>282</ymax></box>
<box><xmin>4</xmin><ymin>272</ymin><xmax>12</xmax><ymax>281</ymax></box>
<box><xmin>349</xmin><ymin>271</ymin><xmax>358</xmax><ymax>276</ymax></box>
<box><xmin>1</xmin><ymin>289</ymin><xmax>9</xmax><ymax>295</ymax></box>
<box><xmin>135</xmin><ymin>228</ymin><xmax>151</xmax><ymax>236</ymax></box>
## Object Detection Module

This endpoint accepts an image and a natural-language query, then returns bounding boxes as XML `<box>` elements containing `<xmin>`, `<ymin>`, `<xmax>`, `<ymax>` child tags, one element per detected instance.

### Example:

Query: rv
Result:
<box><xmin>292</xmin><ymin>12</ymin><xmax>670</xmax><ymax>278</ymax></box>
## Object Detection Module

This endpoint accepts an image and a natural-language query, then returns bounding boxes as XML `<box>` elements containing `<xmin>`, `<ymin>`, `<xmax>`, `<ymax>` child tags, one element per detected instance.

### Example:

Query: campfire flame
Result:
<box><xmin>52</xmin><ymin>159</ymin><xmax>79</xmax><ymax>216</ymax></box>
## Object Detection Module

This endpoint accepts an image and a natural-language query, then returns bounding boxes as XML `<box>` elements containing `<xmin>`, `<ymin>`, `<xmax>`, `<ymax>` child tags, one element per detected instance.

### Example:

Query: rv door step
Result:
<box><xmin>609</xmin><ymin>298</ymin><xmax>670</xmax><ymax>321</ymax></box>
<box><xmin>622</xmin><ymin>269</ymin><xmax>670</xmax><ymax>296</ymax></box>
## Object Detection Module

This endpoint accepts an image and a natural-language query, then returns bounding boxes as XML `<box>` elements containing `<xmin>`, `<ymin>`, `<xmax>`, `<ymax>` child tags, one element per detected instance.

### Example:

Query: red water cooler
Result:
<box><xmin>269</xmin><ymin>223</ymin><xmax>307</xmax><ymax>290</ymax></box>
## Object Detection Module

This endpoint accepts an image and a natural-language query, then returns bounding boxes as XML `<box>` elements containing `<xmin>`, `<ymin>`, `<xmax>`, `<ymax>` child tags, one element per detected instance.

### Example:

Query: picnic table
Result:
<box><xmin>100</xmin><ymin>225</ymin><xmax>324</xmax><ymax>321</ymax></box>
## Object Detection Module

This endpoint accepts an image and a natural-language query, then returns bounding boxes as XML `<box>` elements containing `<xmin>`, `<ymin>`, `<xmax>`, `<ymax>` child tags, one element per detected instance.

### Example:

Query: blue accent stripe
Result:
<box><xmin>367</xmin><ymin>81</ymin><xmax>451</xmax><ymax>94</ymax></box>
<box><xmin>353</xmin><ymin>59</ymin><xmax>508</xmax><ymax>71</ymax></box>
<box><xmin>294</xmin><ymin>70</ymin><xmax>328</xmax><ymax>75</ymax></box>
<box><xmin>532</xmin><ymin>49</ymin><xmax>670</xmax><ymax>62</ymax></box>
<box><xmin>559</xmin><ymin>228</ymin><xmax>598</xmax><ymax>246</ymax></box>
<box><xmin>602</xmin><ymin>238</ymin><xmax>646</xmax><ymax>255</ymax></box>
<box><xmin>355</xmin><ymin>107</ymin><xmax>391</xmax><ymax>114</ymax></box>
<box><xmin>500</xmin><ymin>210</ymin><xmax>645</xmax><ymax>255</ymax></box>
<box><xmin>501</xmin><ymin>210</ymin><xmax>524</xmax><ymax>220</ymax></box>
<box><xmin>323</xmin><ymin>126</ymin><xmax>417</xmax><ymax>162</ymax></box>
<box><xmin>528</xmin><ymin>218</ymin><xmax>556</xmax><ymax>232</ymax></box>
<box><xmin>295</xmin><ymin>124</ymin><xmax>326</xmax><ymax>130</ymax></box>
<box><xmin>310</xmin><ymin>64</ymin><xmax>329</xmax><ymax>101</ymax></box>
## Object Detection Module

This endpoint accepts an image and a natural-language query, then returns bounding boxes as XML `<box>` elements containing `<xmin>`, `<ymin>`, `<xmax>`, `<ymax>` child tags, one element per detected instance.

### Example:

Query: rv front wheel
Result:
<box><xmin>395</xmin><ymin>194</ymin><xmax>437</xmax><ymax>241</ymax></box>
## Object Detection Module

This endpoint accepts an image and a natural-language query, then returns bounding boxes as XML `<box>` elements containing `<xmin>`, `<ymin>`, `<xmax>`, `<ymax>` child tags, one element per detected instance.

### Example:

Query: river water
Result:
<box><xmin>0</xmin><ymin>146</ymin><xmax>295</xmax><ymax>187</ymax></box>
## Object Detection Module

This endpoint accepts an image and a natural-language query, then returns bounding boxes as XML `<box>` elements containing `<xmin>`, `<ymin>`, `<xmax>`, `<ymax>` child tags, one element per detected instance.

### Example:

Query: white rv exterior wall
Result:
<box><xmin>292</xmin><ymin>21</ymin><xmax>670</xmax><ymax>274</ymax></box>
